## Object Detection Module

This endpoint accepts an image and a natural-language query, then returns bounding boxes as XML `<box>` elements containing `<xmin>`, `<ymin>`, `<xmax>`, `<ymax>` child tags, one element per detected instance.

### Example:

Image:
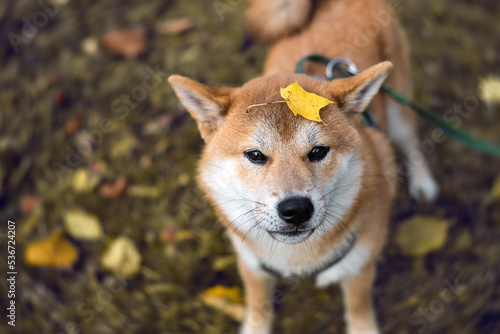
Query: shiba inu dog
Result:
<box><xmin>168</xmin><ymin>0</ymin><xmax>438</xmax><ymax>333</ymax></box>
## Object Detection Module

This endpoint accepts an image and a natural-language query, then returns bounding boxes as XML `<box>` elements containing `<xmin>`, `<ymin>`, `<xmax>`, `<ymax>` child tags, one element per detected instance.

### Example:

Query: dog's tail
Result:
<box><xmin>245</xmin><ymin>0</ymin><xmax>312</xmax><ymax>44</ymax></box>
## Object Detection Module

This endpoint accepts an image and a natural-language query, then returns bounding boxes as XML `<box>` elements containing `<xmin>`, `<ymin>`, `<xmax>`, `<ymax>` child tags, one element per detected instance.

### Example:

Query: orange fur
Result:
<box><xmin>245</xmin><ymin>0</ymin><xmax>312</xmax><ymax>44</ymax></box>
<box><xmin>168</xmin><ymin>0</ymin><xmax>436</xmax><ymax>333</ymax></box>
<box><xmin>169</xmin><ymin>66</ymin><xmax>395</xmax><ymax>333</ymax></box>
<box><xmin>251</xmin><ymin>0</ymin><xmax>438</xmax><ymax>201</ymax></box>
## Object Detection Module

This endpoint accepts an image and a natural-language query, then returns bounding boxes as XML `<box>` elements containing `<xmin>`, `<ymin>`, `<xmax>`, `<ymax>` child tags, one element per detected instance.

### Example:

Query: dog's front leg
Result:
<box><xmin>238</xmin><ymin>257</ymin><xmax>277</xmax><ymax>334</ymax></box>
<box><xmin>340</xmin><ymin>262</ymin><xmax>379</xmax><ymax>334</ymax></box>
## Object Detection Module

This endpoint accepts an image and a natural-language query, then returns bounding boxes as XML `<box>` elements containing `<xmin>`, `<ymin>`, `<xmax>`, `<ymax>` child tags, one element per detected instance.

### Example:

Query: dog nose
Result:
<box><xmin>277</xmin><ymin>197</ymin><xmax>314</xmax><ymax>225</ymax></box>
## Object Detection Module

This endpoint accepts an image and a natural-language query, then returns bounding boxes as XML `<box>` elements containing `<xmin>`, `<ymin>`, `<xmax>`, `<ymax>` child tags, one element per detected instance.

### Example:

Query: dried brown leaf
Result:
<box><xmin>20</xmin><ymin>195</ymin><xmax>40</xmax><ymax>214</ymax></box>
<box><xmin>100</xmin><ymin>178</ymin><xmax>128</xmax><ymax>198</ymax></box>
<box><xmin>101</xmin><ymin>28</ymin><xmax>147</xmax><ymax>59</ymax></box>
<box><xmin>65</xmin><ymin>117</ymin><xmax>83</xmax><ymax>135</ymax></box>
<box><xmin>156</xmin><ymin>18</ymin><xmax>194</xmax><ymax>35</ymax></box>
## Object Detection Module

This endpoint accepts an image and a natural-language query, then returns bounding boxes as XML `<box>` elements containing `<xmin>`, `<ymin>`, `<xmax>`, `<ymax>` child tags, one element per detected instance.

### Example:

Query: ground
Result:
<box><xmin>0</xmin><ymin>0</ymin><xmax>500</xmax><ymax>333</ymax></box>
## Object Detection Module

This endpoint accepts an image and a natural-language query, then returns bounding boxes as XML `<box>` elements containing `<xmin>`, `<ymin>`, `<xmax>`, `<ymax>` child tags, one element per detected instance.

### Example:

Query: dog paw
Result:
<box><xmin>348</xmin><ymin>330</ymin><xmax>380</xmax><ymax>334</ymax></box>
<box><xmin>239</xmin><ymin>321</ymin><xmax>271</xmax><ymax>334</ymax></box>
<box><xmin>239</xmin><ymin>326</ymin><xmax>270</xmax><ymax>334</ymax></box>
<box><xmin>409</xmin><ymin>166</ymin><xmax>439</xmax><ymax>202</ymax></box>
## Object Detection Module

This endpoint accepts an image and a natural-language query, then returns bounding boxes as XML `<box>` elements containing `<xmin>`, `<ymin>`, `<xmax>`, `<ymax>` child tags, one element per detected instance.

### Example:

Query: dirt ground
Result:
<box><xmin>1</xmin><ymin>0</ymin><xmax>500</xmax><ymax>333</ymax></box>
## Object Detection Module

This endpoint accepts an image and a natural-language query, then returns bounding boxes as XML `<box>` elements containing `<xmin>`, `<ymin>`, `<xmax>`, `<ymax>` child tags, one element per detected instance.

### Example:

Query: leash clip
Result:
<box><xmin>325</xmin><ymin>57</ymin><xmax>359</xmax><ymax>79</ymax></box>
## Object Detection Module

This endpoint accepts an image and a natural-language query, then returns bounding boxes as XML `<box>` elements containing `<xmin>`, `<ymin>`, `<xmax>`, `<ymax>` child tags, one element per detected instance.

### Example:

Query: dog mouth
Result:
<box><xmin>268</xmin><ymin>229</ymin><xmax>314</xmax><ymax>244</ymax></box>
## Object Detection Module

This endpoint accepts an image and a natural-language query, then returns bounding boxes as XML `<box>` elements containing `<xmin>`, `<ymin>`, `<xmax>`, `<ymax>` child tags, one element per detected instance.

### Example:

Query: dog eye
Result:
<box><xmin>308</xmin><ymin>146</ymin><xmax>330</xmax><ymax>162</ymax></box>
<box><xmin>245</xmin><ymin>150</ymin><xmax>268</xmax><ymax>164</ymax></box>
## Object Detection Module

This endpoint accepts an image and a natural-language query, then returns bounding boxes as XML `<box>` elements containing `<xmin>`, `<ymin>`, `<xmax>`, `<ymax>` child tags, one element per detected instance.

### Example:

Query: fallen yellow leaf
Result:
<box><xmin>175</xmin><ymin>230</ymin><xmax>196</xmax><ymax>242</ymax></box>
<box><xmin>201</xmin><ymin>285</ymin><xmax>244</xmax><ymax>303</ymax></box>
<box><xmin>127</xmin><ymin>185</ymin><xmax>161</xmax><ymax>198</ymax></box>
<box><xmin>64</xmin><ymin>209</ymin><xmax>104</xmax><ymax>240</ymax></box>
<box><xmin>200</xmin><ymin>285</ymin><xmax>245</xmax><ymax>321</ymax></box>
<box><xmin>25</xmin><ymin>230</ymin><xmax>78</xmax><ymax>268</ymax></box>
<box><xmin>101</xmin><ymin>236</ymin><xmax>142</xmax><ymax>278</ymax></box>
<box><xmin>213</xmin><ymin>255</ymin><xmax>237</xmax><ymax>271</ymax></box>
<box><xmin>395</xmin><ymin>216</ymin><xmax>448</xmax><ymax>257</ymax></box>
<box><xmin>280</xmin><ymin>82</ymin><xmax>333</xmax><ymax>124</ymax></box>
<box><xmin>72</xmin><ymin>168</ymin><xmax>100</xmax><ymax>193</ymax></box>
<box><xmin>479</xmin><ymin>75</ymin><xmax>500</xmax><ymax>104</ymax></box>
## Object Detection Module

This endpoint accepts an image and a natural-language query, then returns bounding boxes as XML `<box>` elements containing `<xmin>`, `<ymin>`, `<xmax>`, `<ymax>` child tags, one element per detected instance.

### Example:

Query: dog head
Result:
<box><xmin>168</xmin><ymin>62</ymin><xmax>392</xmax><ymax>245</ymax></box>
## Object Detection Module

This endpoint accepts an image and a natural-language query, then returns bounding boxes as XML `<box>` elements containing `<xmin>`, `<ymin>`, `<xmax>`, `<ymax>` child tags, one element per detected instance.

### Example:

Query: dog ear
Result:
<box><xmin>330</xmin><ymin>61</ymin><xmax>393</xmax><ymax>113</ymax></box>
<box><xmin>168</xmin><ymin>75</ymin><xmax>234</xmax><ymax>142</ymax></box>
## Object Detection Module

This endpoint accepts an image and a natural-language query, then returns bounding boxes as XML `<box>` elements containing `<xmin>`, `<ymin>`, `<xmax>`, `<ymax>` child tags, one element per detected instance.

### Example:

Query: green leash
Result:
<box><xmin>295</xmin><ymin>54</ymin><xmax>500</xmax><ymax>157</ymax></box>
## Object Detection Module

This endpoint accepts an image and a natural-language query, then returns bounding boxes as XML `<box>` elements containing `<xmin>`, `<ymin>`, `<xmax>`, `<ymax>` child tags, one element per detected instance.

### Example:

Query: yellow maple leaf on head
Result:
<box><xmin>280</xmin><ymin>82</ymin><xmax>334</xmax><ymax>125</ymax></box>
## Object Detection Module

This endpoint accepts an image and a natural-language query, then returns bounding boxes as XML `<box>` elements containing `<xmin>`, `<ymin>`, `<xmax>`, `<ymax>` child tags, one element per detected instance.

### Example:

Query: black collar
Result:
<box><xmin>260</xmin><ymin>233</ymin><xmax>357</xmax><ymax>278</ymax></box>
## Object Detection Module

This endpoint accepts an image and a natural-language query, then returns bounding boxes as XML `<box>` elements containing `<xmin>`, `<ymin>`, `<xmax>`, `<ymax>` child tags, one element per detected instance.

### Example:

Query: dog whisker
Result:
<box><xmin>225</xmin><ymin>208</ymin><xmax>256</xmax><ymax>236</ymax></box>
<box><xmin>241</xmin><ymin>219</ymin><xmax>263</xmax><ymax>246</ymax></box>
<box><xmin>220</xmin><ymin>198</ymin><xmax>267</xmax><ymax>206</ymax></box>
<box><xmin>305</xmin><ymin>238</ymin><xmax>315</xmax><ymax>260</ymax></box>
